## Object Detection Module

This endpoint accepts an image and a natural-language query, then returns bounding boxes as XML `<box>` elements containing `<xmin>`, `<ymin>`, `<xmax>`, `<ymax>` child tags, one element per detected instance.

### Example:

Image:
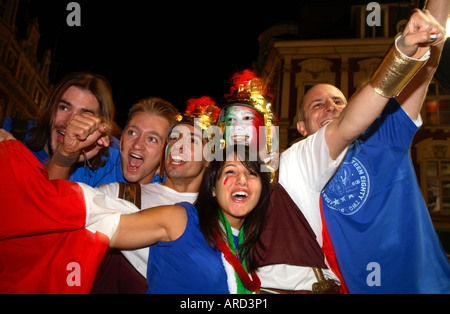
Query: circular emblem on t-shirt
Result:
<box><xmin>321</xmin><ymin>157</ymin><xmax>370</xmax><ymax>215</ymax></box>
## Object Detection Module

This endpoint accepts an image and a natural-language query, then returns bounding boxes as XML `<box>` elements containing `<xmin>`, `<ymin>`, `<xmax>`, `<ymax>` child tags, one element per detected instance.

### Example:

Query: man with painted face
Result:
<box><xmin>91</xmin><ymin>97</ymin><xmax>220</xmax><ymax>293</ymax></box>
<box><xmin>221</xmin><ymin>102</ymin><xmax>265</xmax><ymax>149</ymax></box>
<box><xmin>218</xmin><ymin>70</ymin><xmax>279</xmax><ymax>176</ymax></box>
<box><xmin>218</xmin><ymin>70</ymin><xmax>343</xmax><ymax>293</ymax></box>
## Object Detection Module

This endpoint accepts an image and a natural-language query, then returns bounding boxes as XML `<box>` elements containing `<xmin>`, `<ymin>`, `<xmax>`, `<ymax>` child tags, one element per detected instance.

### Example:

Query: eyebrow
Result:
<box><xmin>228</xmin><ymin>110</ymin><xmax>258</xmax><ymax>117</ymax></box>
<box><xmin>191</xmin><ymin>132</ymin><xmax>203</xmax><ymax>142</ymax></box>
<box><xmin>59</xmin><ymin>99</ymin><xmax>97</xmax><ymax>115</ymax></box>
<box><xmin>241</xmin><ymin>111</ymin><xmax>257</xmax><ymax>118</ymax></box>
<box><xmin>128</xmin><ymin>125</ymin><xmax>163</xmax><ymax>139</ymax></box>
<box><xmin>222</xmin><ymin>164</ymin><xmax>238</xmax><ymax>173</ymax></box>
<box><xmin>309</xmin><ymin>97</ymin><xmax>346</xmax><ymax>106</ymax></box>
<box><xmin>170</xmin><ymin>130</ymin><xmax>203</xmax><ymax>142</ymax></box>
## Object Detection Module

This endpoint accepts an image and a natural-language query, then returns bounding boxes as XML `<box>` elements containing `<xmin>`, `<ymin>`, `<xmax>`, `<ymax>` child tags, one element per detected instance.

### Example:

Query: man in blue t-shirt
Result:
<box><xmin>296</xmin><ymin>1</ymin><xmax>450</xmax><ymax>293</ymax></box>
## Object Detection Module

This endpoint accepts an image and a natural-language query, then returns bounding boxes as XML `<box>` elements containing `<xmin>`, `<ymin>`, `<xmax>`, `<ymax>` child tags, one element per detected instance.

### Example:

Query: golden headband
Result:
<box><xmin>167</xmin><ymin>96</ymin><xmax>221</xmax><ymax>149</ymax></box>
<box><xmin>219</xmin><ymin>70</ymin><xmax>276</xmax><ymax>153</ymax></box>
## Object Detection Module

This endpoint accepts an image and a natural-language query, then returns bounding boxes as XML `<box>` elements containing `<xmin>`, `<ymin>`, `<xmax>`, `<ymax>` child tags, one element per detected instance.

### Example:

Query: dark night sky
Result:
<box><xmin>21</xmin><ymin>0</ymin><xmax>305</xmax><ymax>128</ymax></box>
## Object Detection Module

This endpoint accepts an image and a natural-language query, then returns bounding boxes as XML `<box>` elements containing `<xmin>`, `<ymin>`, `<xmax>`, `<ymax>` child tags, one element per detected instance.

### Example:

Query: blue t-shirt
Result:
<box><xmin>68</xmin><ymin>144</ymin><xmax>126</xmax><ymax>187</ymax></box>
<box><xmin>321</xmin><ymin>99</ymin><xmax>450</xmax><ymax>293</ymax></box>
<box><xmin>1</xmin><ymin>118</ymin><xmax>51</xmax><ymax>163</ymax></box>
<box><xmin>147</xmin><ymin>202</ymin><xmax>229</xmax><ymax>294</ymax></box>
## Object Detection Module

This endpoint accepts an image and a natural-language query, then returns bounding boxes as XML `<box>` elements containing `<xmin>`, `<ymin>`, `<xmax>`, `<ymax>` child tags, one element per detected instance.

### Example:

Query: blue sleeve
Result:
<box><xmin>360</xmin><ymin>98</ymin><xmax>419</xmax><ymax>150</ymax></box>
<box><xmin>69</xmin><ymin>146</ymin><xmax>125</xmax><ymax>187</ymax></box>
<box><xmin>1</xmin><ymin>118</ymin><xmax>12</xmax><ymax>131</ymax></box>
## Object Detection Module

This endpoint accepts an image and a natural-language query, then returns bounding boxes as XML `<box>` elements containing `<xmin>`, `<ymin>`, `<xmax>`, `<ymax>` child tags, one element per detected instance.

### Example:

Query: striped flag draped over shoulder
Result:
<box><xmin>0</xmin><ymin>140</ymin><xmax>128</xmax><ymax>293</ymax></box>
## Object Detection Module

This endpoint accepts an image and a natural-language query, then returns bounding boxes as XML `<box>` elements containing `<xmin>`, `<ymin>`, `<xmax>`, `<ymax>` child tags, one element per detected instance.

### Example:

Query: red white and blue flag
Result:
<box><xmin>0</xmin><ymin>140</ymin><xmax>128</xmax><ymax>293</ymax></box>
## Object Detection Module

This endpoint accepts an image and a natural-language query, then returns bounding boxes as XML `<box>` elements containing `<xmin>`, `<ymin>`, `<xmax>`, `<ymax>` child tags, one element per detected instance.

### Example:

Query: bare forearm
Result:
<box><xmin>328</xmin><ymin>39</ymin><xmax>428</xmax><ymax>156</ymax></box>
<box><xmin>326</xmin><ymin>8</ymin><xmax>445</xmax><ymax>159</ymax></box>
<box><xmin>110</xmin><ymin>204</ymin><xmax>186</xmax><ymax>250</ymax></box>
<box><xmin>326</xmin><ymin>84</ymin><xmax>387</xmax><ymax>159</ymax></box>
<box><xmin>425</xmin><ymin>0</ymin><xmax>448</xmax><ymax>27</ymax></box>
<box><xmin>110</xmin><ymin>213</ymin><xmax>165</xmax><ymax>250</ymax></box>
<box><xmin>396</xmin><ymin>0</ymin><xmax>448</xmax><ymax>118</ymax></box>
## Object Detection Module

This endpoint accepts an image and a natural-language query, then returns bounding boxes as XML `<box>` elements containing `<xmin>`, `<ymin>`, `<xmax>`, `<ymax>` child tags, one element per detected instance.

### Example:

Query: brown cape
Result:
<box><xmin>254</xmin><ymin>183</ymin><xmax>328</xmax><ymax>269</ymax></box>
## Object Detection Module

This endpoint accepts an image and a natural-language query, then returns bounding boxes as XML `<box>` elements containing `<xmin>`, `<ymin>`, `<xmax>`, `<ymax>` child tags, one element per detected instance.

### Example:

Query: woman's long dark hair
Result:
<box><xmin>195</xmin><ymin>145</ymin><xmax>270</xmax><ymax>272</ymax></box>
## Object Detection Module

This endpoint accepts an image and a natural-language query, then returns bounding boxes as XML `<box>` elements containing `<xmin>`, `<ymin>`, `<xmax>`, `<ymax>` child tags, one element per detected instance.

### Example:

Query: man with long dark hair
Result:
<box><xmin>6</xmin><ymin>72</ymin><xmax>114</xmax><ymax>171</ymax></box>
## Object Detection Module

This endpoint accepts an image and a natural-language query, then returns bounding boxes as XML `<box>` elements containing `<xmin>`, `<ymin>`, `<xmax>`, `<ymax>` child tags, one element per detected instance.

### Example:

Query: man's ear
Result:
<box><xmin>297</xmin><ymin>121</ymin><xmax>308</xmax><ymax>137</ymax></box>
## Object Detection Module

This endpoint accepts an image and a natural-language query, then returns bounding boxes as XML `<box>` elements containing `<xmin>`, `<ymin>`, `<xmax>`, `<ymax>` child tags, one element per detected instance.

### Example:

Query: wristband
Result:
<box><xmin>53</xmin><ymin>145</ymin><xmax>80</xmax><ymax>167</ymax></box>
<box><xmin>370</xmin><ymin>36</ymin><xmax>429</xmax><ymax>97</ymax></box>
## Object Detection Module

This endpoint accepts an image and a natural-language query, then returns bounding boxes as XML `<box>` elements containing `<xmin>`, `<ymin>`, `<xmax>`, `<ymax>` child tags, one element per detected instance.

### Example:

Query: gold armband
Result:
<box><xmin>370</xmin><ymin>41</ymin><xmax>428</xmax><ymax>97</ymax></box>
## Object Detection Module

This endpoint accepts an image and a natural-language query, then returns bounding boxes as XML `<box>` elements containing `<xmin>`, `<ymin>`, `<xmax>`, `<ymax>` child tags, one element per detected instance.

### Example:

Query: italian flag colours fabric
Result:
<box><xmin>0</xmin><ymin>140</ymin><xmax>132</xmax><ymax>293</ymax></box>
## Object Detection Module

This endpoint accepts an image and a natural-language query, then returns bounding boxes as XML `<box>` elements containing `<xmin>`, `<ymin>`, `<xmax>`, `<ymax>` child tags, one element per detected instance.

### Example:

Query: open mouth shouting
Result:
<box><xmin>55</xmin><ymin>128</ymin><xmax>66</xmax><ymax>145</ymax></box>
<box><xmin>232</xmin><ymin>135</ymin><xmax>250</xmax><ymax>145</ymax></box>
<box><xmin>231</xmin><ymin>189</ymin><xmax>249</xmax><ymax>202</ymax></box>
<box><xmin>127</xmin><ymin>153</ymin><xmax>144</xmax><ymax>172</ymax></box>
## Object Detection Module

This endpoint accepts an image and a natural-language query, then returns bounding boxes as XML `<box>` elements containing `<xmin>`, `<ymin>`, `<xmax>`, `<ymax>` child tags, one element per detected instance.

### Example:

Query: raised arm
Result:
<box><xmin>109</xmin><ymin>204</ymin><xmax>187</xmax><ymax>250</ymax></box>
<box><xmin>396</xmin><ymin>0</ymin><xmax>448</xmax><ymax>119</ymax></box>
<box><xmin>325</xmin><ymin>8</ymin><xmax>445</xmax><ymax>159</ymax></box>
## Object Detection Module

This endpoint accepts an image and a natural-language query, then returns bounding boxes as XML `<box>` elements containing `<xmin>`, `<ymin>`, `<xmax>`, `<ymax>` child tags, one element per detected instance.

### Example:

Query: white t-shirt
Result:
<box><xmin>257</xmin><ymin>125</ymin><xmax>348</xmax><ymax>291</ymax></box>
<box><xmin>96</xmin><ymin>182</ymin><xmax>198</xmax><ymax>278</ymax></box>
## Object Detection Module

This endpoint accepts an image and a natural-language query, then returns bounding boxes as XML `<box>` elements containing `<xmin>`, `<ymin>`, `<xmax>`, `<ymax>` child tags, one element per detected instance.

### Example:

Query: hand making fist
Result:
<box><xmin>59</xmin><ymin>112</ymin><xmax>110</xmax><ymax>162</ymax></box>
<box><xmin>398</xmin><ymin>9</ymin><xmax>446</xmax><ymax>59</ymax></box>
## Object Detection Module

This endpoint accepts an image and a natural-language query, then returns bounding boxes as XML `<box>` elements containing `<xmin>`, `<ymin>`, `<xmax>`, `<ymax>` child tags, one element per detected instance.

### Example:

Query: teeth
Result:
<box><xmin>232</xmin><ymin>192</ymin><xmax>249</xmax><ymax>199</ymax></box>
<box><xmin>172</xmin><ymin>155</ymin><xmax>186</xmax><ymax>162</ymax></box>
<box><xmin>233</xmin><ymin>135</ymin><xmax>248</xmax><ymax>143</ymax></box>
<box><xmin>130</xmin><ymin>153</ymin><xmax>143</xmax><ymax>160</ymax></box>
<box><xmin>233</xmin><ymin>135</ymin><xmax>248</xmax><ymax>142</ymax></box>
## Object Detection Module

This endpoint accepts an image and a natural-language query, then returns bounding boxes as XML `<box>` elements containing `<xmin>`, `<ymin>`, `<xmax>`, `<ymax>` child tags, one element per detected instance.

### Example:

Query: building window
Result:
<box><xmin>423</xmin><ymin>82</ymin><xmax>450</xmax><ymax>127</ymax></box>
<box><xmin>364</xmin><ymin>6</ymin><xmax>386</xmax><ymax>38</ymax></box>
<box><xmin>416</xmin><ymin>139</ymin><xmax>450</xmax><ymax>217</ymax></box>
<box><xmin>354</xmin><ymin>3</ymin><xmax>413</xmax><ymax>39</ymax></box>
<box><xmin>426</xmin><ymin>160</ymin><xmax>450</xmax><ymax>214</ymax></box>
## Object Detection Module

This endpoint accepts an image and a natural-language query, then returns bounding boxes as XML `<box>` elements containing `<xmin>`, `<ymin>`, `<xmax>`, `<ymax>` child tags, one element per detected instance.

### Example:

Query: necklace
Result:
<box><xmin>217</xmin><ymin>211</ymin><xmax>260</xmax><ymax>293</ymax></box>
